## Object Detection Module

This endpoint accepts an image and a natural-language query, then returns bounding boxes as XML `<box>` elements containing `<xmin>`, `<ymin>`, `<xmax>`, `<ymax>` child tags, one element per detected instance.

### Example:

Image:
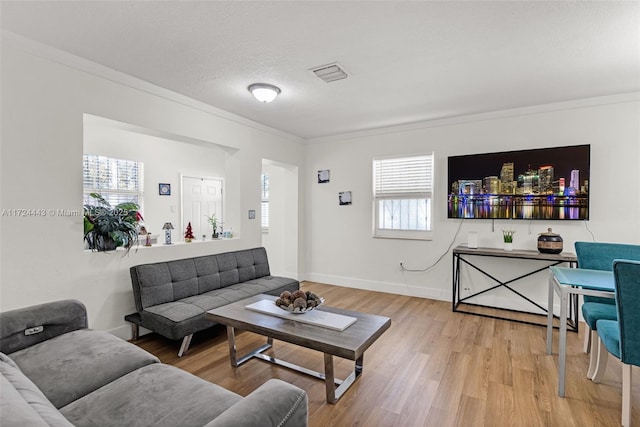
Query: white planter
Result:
<box><xmin>504</xmin><ymin>242</ymin><xmax>513</xmax><ymax>251</ymax></box>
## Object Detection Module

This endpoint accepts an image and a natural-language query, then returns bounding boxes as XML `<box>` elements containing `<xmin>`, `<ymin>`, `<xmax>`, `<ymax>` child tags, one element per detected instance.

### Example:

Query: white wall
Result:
<box><xmin>0</xmin><ymin>39</ymin><xmax>305</xmax><ymax>338</ymax></box>
<box><xmin>305</xmin><ymin>100</ymin><xmax>640</xmax><ymax>311</ymax></box>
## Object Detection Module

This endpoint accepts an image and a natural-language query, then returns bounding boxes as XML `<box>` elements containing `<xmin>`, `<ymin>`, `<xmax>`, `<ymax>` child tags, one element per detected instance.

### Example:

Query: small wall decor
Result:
<box><xmin>339</xmin><ymin>191</ymin><xmax>352</xmax><ymax>205</ymax></box>
<box><xmin>248</xmin><ymin>210</ymin><xmax>256</xmax><ymax>219</ymax></box>
<box><xmin>159</xmin><ymin>183</ymin><xmax>171</xmax><ymax>196</ymax></box>
<box><xmin>317</xmin><ymin>170</ymin><xmax>330</xmax><ymax>183</ymax></box>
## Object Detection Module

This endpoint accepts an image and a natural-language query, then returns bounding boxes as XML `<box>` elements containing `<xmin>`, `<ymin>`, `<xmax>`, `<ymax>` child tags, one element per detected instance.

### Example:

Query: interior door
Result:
<box><xmin>182</xmin><ymin>176</ymin><xmax>223</xmax><ymax>239</ymax></box>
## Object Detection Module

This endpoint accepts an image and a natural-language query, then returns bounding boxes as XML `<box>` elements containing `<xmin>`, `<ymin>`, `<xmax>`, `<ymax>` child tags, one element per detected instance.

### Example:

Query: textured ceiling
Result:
<box><xmin>1</xmin><ymin>1</ymin><xmax>639</xmax><ymax>140</ymax></box>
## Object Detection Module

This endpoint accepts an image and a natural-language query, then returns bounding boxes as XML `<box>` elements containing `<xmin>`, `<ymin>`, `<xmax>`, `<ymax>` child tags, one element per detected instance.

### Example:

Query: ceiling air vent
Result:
<box><xmin>310</xmin><ymin>63</ymin><xmax>349</xmax><ymax>83</ymax></box>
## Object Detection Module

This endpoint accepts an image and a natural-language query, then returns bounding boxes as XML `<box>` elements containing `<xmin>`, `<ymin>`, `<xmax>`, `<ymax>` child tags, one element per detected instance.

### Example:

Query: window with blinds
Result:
<box><xmin>83</xmin><ymin>155</ymin><xmax>144</xmax><ymax>209</ymax></box>
<box><xmin>261</xmin><ymin>173</ymin><xmax>269</xmax><ymax>232</ymax></box>
<box><xmin>373</xmin><ymin>153</ymin><xmax>434</xmax><ymax>239</ymax></box>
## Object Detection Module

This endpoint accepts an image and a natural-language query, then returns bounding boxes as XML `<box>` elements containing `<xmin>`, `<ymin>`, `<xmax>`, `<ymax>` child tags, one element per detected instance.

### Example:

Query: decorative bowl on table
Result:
<box><xmin>274</xmin><ymin>290</ymin><xmax>324</xmax><ymax>314</ymax></box>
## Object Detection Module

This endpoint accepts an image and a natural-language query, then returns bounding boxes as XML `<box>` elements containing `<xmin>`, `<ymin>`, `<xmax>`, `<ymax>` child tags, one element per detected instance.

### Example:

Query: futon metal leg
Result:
<box><xmin>178</xmin><ymin>334</ymin><xmax>193</xmax><ymax>357</ymax></box>
<box><xmin>130</xmin><ymin>323</ymin><xmax>139</xmax><ymax>341</ymax></box>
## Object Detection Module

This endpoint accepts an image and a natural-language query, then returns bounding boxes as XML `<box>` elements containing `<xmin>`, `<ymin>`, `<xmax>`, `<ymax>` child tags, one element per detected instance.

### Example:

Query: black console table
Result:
<box><xmin>452</xmin><ymin>245</ymin><xmax>578</xmax><ymax>331</ymax></box>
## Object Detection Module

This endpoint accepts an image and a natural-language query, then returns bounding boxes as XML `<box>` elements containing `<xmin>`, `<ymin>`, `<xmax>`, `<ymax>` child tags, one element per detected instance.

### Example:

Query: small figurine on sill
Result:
<box><xmin>184</xmin><ymin>222</ymin><xmax>195</xmax><ymax>243</ymax></box>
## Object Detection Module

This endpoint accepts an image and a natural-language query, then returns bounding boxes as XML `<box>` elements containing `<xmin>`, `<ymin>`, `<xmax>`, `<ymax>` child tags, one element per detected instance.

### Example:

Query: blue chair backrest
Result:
<box><xmin>575</xmin><ymin>242</ymin><xmax>640</xmax><ymax>271</ymax></box>
<box><xmin>613</xmin><ymin>259</ymin><xmax>640</xmax><ymax>366</ymax></box>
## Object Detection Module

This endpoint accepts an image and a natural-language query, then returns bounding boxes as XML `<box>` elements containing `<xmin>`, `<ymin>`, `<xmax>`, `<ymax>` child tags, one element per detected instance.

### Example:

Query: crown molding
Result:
<box><xmin>1</xmin><ymin>30</ymin><xmax>304</xmax><ymax>144</ymax></box>
<box><xmin>305</xmin><ymin>92</ymin><xmax>640</xmax><ymax>144</ymax></box>
<box><xmin>3</xmin><ymin>30</ymin><xmax>637</xmax><ymax>146</ymax></box>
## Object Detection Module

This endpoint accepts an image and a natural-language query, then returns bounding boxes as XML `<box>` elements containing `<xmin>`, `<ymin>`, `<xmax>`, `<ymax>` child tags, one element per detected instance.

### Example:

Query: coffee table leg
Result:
<box><xmin>324</xmin><ymin>353</ymin><xmax>336</xmax><ymax>403</ymax></box>
<box><xmin>226</xmin><ymin>326</ymin><xmax>239</xmax><ymax>367</ymax></box>
<box><xmin>324</xmin><ymin>353</ymin><xmax>363</xmax><ymax>404</ymax></box>
<box><xmin>226</xmin><ymin>326</ymin><xmax>273</xmax><ymax>368</ymax></box>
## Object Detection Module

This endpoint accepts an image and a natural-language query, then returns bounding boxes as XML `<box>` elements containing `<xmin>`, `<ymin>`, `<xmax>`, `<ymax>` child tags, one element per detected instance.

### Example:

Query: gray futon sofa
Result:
<box><xmin>0</xmin><ymin>299</ymin><xmax>308</xmax><ymax>427</ymax></box>
<box><xmin>125</xmin><ymin>247</ymin><xmax>299</xmax><ymax>356</ymax></box>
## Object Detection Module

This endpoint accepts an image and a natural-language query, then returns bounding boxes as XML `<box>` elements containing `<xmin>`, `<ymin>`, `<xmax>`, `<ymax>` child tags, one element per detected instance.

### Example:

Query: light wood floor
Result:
<box><xmin>133</xmin><ymin>282</ymin><xmax>639</xmax><ymax>427</ymax></box>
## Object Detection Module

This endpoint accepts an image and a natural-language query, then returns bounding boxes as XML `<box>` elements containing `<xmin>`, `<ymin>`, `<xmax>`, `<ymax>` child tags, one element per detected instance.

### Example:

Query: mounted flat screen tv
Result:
<box><xmin>447</xmin><ymin>144</ymin><xmax>590</xmax><ymax>220</ymax></box>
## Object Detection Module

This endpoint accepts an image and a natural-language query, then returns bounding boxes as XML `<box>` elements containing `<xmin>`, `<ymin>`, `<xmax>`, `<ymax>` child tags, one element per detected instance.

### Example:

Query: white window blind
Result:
<box><xmin>83</xmin><ymin>155</ymin><xmax>144</xmax><ymax>208</ymax></box>
<box><xmin>374</xmin><ymin>155</ymin><xmax>433</xmax><ymax>197</ymax></box>
<box><xmin>373</xmin><ymin>154</ymin><xmax>434</xmax><ymax>239</ymax></box>
<box><xmin>261</xmin><ymin>173</ymin><xmax>269</xmax><ymax>231</ymax></box>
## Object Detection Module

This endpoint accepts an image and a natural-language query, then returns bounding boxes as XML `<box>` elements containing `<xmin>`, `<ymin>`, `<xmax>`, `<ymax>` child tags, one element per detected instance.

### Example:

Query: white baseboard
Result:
<box><xmin>273</xmin><ymin>271</ymin><xmax>299</xmax><ymax>281</ymax></box>
<box><xmin>304</xmin><ymin>273</ymin><xmax>583</xmax><ymax>321</ymax></box>
<box><xmin>304</xmin><ymin>273</ymin><xmax>445</xmax><ymax>300</ymax></box>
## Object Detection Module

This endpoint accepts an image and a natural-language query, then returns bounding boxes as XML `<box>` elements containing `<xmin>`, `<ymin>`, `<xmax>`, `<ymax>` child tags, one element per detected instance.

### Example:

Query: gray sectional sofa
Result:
<box><xmin>0</xmin><ymin>299</ymin><xmax>308</xmax><ymax>427</ymax></box>
<box><xmin>125</xmin><ymin>247</ymin><xmax>299</xmax><ymax>356</ymax></box>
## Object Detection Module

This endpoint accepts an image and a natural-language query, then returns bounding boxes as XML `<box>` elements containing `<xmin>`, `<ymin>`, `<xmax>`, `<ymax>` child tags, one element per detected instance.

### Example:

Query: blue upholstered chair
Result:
<box><xmin>575</xmin><ymin>242</ymin><xmax>640</xmax><ymax>378</ymax></box>
<box><xmin>594</xmin><ymin>260</ymin><xmax>640</xmax><ymax>427</ymax></box>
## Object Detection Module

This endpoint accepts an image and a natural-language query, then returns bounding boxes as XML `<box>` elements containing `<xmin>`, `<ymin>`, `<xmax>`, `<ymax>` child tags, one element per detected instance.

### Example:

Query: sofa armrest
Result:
<box><xmin>0</xmin><ymin>300</ymin><xmax>88</xmax><ymax>355</ymax></box>
<box><xmin>203</xmin><ymin>379</ymin><xmax>308</xmax><ymax>427</ymax></box>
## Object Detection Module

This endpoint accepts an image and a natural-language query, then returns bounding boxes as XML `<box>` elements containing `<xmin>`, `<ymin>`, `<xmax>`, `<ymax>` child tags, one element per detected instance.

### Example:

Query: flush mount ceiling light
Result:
<box><xmin>248</xmin><ymin>83</ymin><xmax>281</xmax><ymax>103</ymax></box>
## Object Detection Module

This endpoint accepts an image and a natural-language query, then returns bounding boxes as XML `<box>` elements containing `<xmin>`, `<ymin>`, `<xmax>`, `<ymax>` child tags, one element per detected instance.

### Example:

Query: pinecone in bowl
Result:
<box><xmin>275</xmin><ymin>290</ymin><xmax>323</xmax><ymax>313</ymax></box>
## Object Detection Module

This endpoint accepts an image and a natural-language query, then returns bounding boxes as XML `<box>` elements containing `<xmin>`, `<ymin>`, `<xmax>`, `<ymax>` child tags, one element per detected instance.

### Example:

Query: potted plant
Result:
<box><xmin>205</xmin><ymin>213</ymin><xmax>218</xmax><ymax>238</ymax></box>
<box><xmin>84</xmin><ymin>193</ymin><xmax>142</xmax><ymax>252</ymax></box>
<box><xmin>502</xmin><ymin>229</ymin><xmax>515</xmax><ymax>251</ymax></box>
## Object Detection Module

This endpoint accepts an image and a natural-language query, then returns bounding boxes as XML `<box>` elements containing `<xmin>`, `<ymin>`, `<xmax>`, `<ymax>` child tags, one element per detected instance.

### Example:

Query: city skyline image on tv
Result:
<box><xmin>447</xmin><ymin>144</ymin><xmax>590</xmax><ymax>220</ymax></box>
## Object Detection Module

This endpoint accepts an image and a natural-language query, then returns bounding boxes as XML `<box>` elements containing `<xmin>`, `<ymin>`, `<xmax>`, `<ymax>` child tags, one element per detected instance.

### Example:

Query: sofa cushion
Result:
<box><xmin>60</xmin><ymin>363</ymin><xmax>242</xmax><ymax>427</ymax></box>
<box><xmin>251</xmin><ymin>247</ymin><xmax>271</xmax><ymax>278</ymax></box>
<box><xmin>134</xmin><ymin>263</ymin><xmax>175</xmax><ymax>309</ymax></box>
<box><xmin>181</xmin><ymin>293</ymin><xmax>234</xmax><ymax>312</ymax></box>
<box><xmin>217</xmin><ymin>252</ymin><xmax>241</xmax><ymax>286</ymax></box>
<box><xmin>236</xmin><ymin>249</ymin><xmax>257</xmax><ymax>282</ymax></box>
<box><xmin>242</xmin><ymin>276</ymin><xmax>300</xmax><ymax>295</ymax></box>
<box><xmin>168</xmin><ymin>258</ymin><xmax>199</xmax><ymax>300</ymax></box>
<box><xmin>194</xmin><ymin>255</ymin><xmax>222</xmax><ymax>292</ymax></box>
<box><xmin>9</xmin><ymin>329</ymin><xmax>159</xmax><ymax>408</ymax></box>
<box><xmin>140</xmin><ymin>301</ymin><xmax>212</xmax><ymax>340</ymax></box>
<box><xmin>0</xmin><ymin>353</ymin><xmax>73</xmax><ymax>427</ymax></box>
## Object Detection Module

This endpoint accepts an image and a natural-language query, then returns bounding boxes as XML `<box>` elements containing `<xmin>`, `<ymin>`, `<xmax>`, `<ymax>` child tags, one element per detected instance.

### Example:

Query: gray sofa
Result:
<box><xmin>125</xmin><ymin>247</ymin><xmax>299</xmax><ymax>356</ymax></box>
<box><xmin>0</xmin><ymin>299</ymin><xmax>308</xmax><ymax>427</ymax></box>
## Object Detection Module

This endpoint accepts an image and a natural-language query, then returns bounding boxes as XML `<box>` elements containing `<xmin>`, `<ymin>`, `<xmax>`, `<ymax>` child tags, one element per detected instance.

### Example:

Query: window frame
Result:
<box><xmin>372</xmin><ymin>153</ymin><xmax>434</xmax><ymax>240</ymax></box>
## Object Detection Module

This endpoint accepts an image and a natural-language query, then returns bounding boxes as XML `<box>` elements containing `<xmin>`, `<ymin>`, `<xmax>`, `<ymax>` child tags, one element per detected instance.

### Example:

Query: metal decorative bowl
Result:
<box><xmin>275</xmin><ymin>297</ymin><xmax>324</xmax><ymax>314</ymax></box>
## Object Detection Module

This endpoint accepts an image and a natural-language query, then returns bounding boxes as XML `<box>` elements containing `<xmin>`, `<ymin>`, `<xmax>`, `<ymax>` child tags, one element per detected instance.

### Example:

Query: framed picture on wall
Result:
<box><xmin>339</xmin><ymin>191</ymin><xmax>352</xmax><ymax>205</ymax></box>
<box><xmin>318</xmin><ymin>169</ymin><xmax>330</xmax><ymax>183</ymax></box>
<box><xmin>159</xmin><ymin>183</ymin><xmax>171</xmax><ymax>196</ymax></box>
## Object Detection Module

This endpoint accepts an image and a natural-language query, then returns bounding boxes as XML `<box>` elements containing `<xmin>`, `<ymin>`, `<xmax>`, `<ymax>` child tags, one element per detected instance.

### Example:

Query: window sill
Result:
<box><xmin>373</xmin><ymin>230</ymin><xmax>433</xmax><ymax>241</ymax></box>
<box><xmin>83</xmin><ymin>237</ymin><xmax>239</xmax><ymax>252</ymax></box>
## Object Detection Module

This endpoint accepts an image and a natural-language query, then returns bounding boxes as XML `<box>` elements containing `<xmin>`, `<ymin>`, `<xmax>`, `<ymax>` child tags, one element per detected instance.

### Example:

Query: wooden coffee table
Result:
<box><xmin>205</xmin><ymin>294</ymin><xmax>391</xmax><ymax>404</ymax></box>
